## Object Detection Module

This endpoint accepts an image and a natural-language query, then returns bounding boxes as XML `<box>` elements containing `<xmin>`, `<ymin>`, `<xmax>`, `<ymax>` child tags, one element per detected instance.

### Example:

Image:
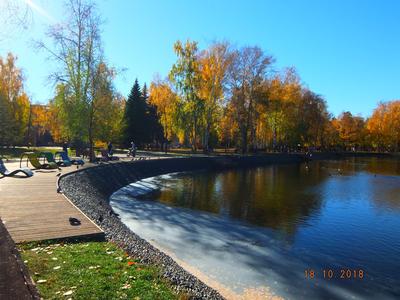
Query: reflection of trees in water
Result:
<box><xmin>158</xmin><ymin>171</ymin><xmax>221</xmax><ymax>213</ymax></box>
<box><xmin>219</xmin><ymin>164</ymin><xmax>327</xmax><ymax>234</ymax></box>
<box><xmin>156</xmin><ymin>164</ymin><xmax>329</xmax><ymax>235</ymax></box>
<box><xmin>362</xmin><ymin>157</ymin><xmax>400</xmax><ymax>176</ymax></box>
<box><xmin>154</xmin><ymin>158</ymin><xmax>400</xmax><ymax>233</ymax></box>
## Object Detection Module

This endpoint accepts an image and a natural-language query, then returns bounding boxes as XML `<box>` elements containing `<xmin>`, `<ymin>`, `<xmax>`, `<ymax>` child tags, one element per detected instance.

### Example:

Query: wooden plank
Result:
<box><xmin>0</xmin><ymin>163</ymin><xmax>103</xmax><ymax>243</ymax></box>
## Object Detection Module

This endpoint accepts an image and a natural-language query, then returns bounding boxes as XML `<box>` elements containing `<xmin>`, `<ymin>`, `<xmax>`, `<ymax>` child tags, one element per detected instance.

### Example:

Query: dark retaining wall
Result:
<box><xmin>58</xmin><ymin>155</ymin><xmax>304</xmax><ymax>299</ymax></box>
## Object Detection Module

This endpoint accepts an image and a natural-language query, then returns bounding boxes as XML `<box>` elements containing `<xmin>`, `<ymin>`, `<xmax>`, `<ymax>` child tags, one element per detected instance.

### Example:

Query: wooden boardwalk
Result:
<box><xmin>0</xmin><ymin>162</ymin><xmax>103</xmax><ymax>243</ymax></box>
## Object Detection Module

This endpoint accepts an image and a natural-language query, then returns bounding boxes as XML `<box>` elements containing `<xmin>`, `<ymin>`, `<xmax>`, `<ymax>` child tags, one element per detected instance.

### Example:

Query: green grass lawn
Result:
<box><xmin>20</xmin><ymin>241</ymin><xmax>184</xmax><ymax>300</ymax></box>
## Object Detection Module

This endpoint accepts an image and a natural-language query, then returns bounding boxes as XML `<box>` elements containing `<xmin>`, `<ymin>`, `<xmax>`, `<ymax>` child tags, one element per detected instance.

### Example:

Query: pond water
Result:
<box><xmin>110</xmin><ymin>157</ymin><xmax>400</xmax><ymax>299</ymax></box>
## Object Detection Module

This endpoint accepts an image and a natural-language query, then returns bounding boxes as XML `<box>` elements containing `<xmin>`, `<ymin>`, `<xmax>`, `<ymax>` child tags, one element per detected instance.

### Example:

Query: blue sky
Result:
<box><xmin>1</xmin><ymin>0</ymin><xmax>399</xmax><ymax>117</ymax></box>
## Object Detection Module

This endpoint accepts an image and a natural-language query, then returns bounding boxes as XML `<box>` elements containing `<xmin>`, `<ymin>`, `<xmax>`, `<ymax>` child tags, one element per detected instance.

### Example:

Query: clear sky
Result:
<box><xmin>1</xmin><ymin>0</ymin><xmax>399</xmax><ymax>117</ymax></box>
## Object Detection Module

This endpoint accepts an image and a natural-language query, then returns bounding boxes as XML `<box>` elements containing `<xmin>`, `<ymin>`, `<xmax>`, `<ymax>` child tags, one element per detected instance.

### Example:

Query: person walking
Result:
<box><xmin>107</xmin><ymin>142</ymin><xmax>113</xmax><ymax>157</ymax></box>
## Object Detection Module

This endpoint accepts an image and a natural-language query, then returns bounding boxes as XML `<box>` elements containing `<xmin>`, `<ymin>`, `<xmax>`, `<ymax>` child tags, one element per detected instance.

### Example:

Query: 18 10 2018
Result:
<box><xmin>305</xmin><ymin>269</ymin><xmax>365</xmax><ymax>280</ymax></box>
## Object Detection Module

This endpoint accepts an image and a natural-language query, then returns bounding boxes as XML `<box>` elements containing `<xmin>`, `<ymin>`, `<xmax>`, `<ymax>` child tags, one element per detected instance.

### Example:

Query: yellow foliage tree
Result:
<box><xmin>149</xmin><ymin>78</ymin><xmax>178</xmax><ymax>150</ymax></box>
<box><xmin>0</xmin><ymin>53</ymin><xmax>30</xmax><ymax>145</ymax></box>
<box><xmin>333</xmin><ymin>111</ymin><xmax>365</xmax><ymax>150</ymax></box>
<box><xmin>198</xmin><ymin>42</ymin><xmax>232</xmax><ymax>152</ymax></box>
<box><xmin>367</xmin><ymin>100</ymin><xmax>400</xmax><ymax>151</ymax></box>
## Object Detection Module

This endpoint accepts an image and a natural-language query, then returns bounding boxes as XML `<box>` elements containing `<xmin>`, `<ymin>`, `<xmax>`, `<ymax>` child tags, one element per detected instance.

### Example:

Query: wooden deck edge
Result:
<box><xmin>15</xmin><ymin>231</ymin><xmax>106</xmax><ymax>244</ymax></box>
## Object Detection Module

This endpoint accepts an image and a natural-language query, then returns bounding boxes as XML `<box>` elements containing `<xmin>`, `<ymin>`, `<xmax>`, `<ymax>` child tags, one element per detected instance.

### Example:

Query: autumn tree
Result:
<box><xmin>367</xmin><ymin>101</ymin><xmax>400</xmax><ymax>151</ymax></box>
<box><xmin>26</xmin><ymin>103</ymin><xmax>64</xmax><ymax>146</ymax></box>
<box><xmin>269</xmin><ymin>68</ymin><xmax>304</xmax><ymax>148</ymax></box>
<box><xmin>323</xmin><ymin>118</ymin><xmax>340</xmax><ymax>150</ymax></box>
<box><xmin>30</xmin><ymin>104</ymin><xmax>51</xmax><ymax>145</ymax></box>
<box><xmin>91</xmin><ymin>62</ymin><xmax>124</xmax><ymax>145</ymax></box>
<box><xmin>297</xmin><ymin>90</ymin><xmax>329</xmax><ymax>147</ymax></box>
<box><xmin>217</xmin><ymin>102</ymin><xmax>238</xmax><ymax>150</ymax></box>
<box><xmin>334</xmin><ymin>111</ymin><xmax>365</xmax><ymax>150</ymax></box>
<box><xmin>51</xmin><ymin>84</ymin><xmax>76</xmax><ymax>141</ymax></box>
<box><xmin>198</xmin><ymin>42</ymin><xmax>232</xmax><ymax>152</ymax></box>
<box><xmin>169</xmin><ymin>40</ymin><xmax>203</xmax><ymax>151</ymax></box>
<box><xmin>149</xmin><ymin>78</ymin><xmax>178</xmax><ymax>152</ymax></box>
<box><xmin>46</xmin><ymin>101</ymin><xmax>63</xmax><ymax>143</ymax></box>
<box><xmin>226</xmin><ymin>46</ymin><xmax>273</xmax><ymax>153</ymax></box>
<box><xmin>260</xmin><ymin>76</ymin><xmax>284</xmax><ymax>149</ymax></box>
<box><xmin>51</xmin><ymin>63</ymin><xmax>123</xmax><ymax>148</ymax></box>
<box><xmin>38</xmin><ymin>0</ymin><xmax>115</xmax><ymax>160</ymax></box>
<box><xmin>143</xmin><ymin>83</ymin><xmax>164</xmax><ymax>147</ymax></box>
<box><xmin>366</xmin><ymin>102</ymin><xmax>387</xmax><ymax>150</ymax></box>
<box><xmin>0</xmin><ymin>88</ymin><xmax>14</xmax><ymax>145</ymax></box>
<box><xmin>253</xmin><ymin>68</ymin><xmax>333</xmax><ymax>151</ymax></box>
<box><xmin>0</xmin><ymin>53</ymin><xmax>30</xmax><ymax>146</ymax></box>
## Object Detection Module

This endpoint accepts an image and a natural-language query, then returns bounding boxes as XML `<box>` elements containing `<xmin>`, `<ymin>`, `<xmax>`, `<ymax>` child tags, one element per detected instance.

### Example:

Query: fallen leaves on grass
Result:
<box><xmin>88</xmin><ymin>265</ymin><xmax>101</xmax><ymax>270</ymax></box>
<box><xmin>37</xmin><ymin>279</ymin><xmax>47</xmax><ymax>284</ymax></box>
<box><xmin>63</xmin><ymin>290</ymin><xmax>73</xmax><ymax>296</ymax></box>
<box><xmin>121</xmin><ymin>283</ymin><xmax>131</xmax><ymax>290</ymax></box>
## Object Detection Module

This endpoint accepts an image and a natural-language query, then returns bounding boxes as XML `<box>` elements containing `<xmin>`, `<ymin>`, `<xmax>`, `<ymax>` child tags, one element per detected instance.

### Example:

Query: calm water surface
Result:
<box><xmin>110</xmin><ymin>157</ymin><xmax>400</xmax><ymax>299</ymax></box>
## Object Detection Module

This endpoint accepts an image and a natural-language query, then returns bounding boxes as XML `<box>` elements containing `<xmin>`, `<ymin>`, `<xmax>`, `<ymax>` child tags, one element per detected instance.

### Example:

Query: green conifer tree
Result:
<box><xmin>122</xmin><ymin>79</ymin><xmax>147</xmax><ymax>147</ymax></box>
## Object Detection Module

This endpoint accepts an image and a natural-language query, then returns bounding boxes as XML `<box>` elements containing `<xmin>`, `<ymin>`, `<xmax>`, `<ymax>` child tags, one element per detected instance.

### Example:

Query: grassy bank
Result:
<box><xmin>20</xmin><ymin>241</ymin><xmax>184</xmax><ymax>300</ymax></box>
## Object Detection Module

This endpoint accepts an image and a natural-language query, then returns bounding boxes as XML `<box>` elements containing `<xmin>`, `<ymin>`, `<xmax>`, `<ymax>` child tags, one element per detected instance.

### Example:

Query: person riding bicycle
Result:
<box><xmin>107</xmin><ymin>141</ymin><xmax>113</xmax><ymax>156</ymax></box>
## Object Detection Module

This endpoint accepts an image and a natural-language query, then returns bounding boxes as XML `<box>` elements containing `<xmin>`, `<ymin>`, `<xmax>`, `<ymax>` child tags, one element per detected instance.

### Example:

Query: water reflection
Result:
<box><xmin>152</xmin><ymin>159</ymin><xmax>400</xmax><ymax>230</ymax></box>
<box><xmin>153</xmin><ymin>164</ymin><xmax>324</xmax><ymax>234</ymax></box>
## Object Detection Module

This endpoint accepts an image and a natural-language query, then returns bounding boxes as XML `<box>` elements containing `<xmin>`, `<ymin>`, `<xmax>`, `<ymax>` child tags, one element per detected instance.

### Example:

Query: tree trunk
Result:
<box><xmin>204</xmin><ymin>122</ymin><xmax>211</xmax><ymax>154</ymax></box>
<box><xmin>163</xmin><ymin>135</ymin><xmax>168</xmax><ymax>153</ymax></box>
<box><xmin>241</xmin><ymin>125</ymin><xmax>247</xmax><ymax>154</ymax></box>
<box><xmin>88</xmin><ymin>105</ymin><xmax>95</xmax><ymax>162</ymax></box>
<box><xmin>192</xmin><ymin>116</ymin><xmax>198</xmax><ymax>153</ymax></box>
